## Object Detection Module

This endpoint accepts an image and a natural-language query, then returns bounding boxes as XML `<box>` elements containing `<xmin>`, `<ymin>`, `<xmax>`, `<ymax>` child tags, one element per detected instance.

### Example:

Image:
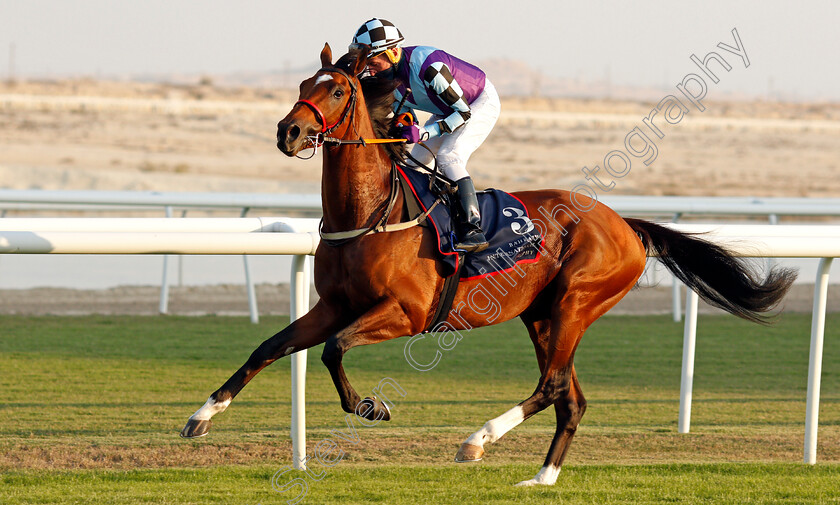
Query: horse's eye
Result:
<box><xmin>333</xmin><ymin>89</ymin><xmax>344</xmax><ymax>99</ymax></box>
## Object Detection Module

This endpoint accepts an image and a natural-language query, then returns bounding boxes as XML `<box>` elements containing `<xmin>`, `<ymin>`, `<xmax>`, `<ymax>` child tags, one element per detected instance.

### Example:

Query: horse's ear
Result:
<box><xmin>320</xmin><ymin>43</ymin><xmax>332</xmax><ymax>67</ymax></box>
<box><xmin>351</xmin><ymin>46</ymin><xmax>369</xmax><ymax>76</ymax></box>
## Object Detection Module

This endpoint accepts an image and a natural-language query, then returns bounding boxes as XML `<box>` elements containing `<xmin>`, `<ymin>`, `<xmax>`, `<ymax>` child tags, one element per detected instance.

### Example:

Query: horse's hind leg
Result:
<box><xmin>454</xmin><ymin>357</ymin><xmax>575</xmax><ymax>464</ymax></box>
<box><xmin>454</xmin><ymin>293</ymin><xmax>597</xmax><ymax>476</ymax></box>
<box><xmin>515</xmin><ymin>367</ymin><xmax>586</xmax><ymax>486</ymax></box>
<box><xmin>510</xmin><ymin>226</ymin><xmax>644</xmax><ymax>485</ymax></box>
<box><xmin>456</xmin><ymin>222</ymin><xmax>645</xmax><ymax>480</ymax></box>
<box><xmin>454</xmin><ymin>311</ymin><xmax>569</xmax><ymax>463</ymax></box>
<box><xmin>180</xmin><ymin>301</ymin><xmax>343</xmax><ymax>438</ymax></box>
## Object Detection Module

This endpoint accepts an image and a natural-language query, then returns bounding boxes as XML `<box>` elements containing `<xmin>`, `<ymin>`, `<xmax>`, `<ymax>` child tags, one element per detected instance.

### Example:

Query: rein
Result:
<box><xmin>304</xmin><ymin>65</ymin><xmax>441</xmax><ymax>247</ymax></box>
<box><xmin>294</xmin><ymin>66</ymin><xmax>454</xmax><ymax>188</ymax></box>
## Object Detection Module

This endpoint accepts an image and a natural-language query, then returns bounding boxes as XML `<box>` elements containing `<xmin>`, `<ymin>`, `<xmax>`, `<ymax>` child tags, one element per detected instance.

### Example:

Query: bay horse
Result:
<box><xmin>181</xmin><ymin>43</ymin><xmax>796</xmax><ymax>486</ymax></box>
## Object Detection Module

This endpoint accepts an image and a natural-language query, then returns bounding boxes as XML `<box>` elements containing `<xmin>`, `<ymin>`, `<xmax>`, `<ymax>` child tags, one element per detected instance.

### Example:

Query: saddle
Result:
<box><xmin>396</xmin><ymin>165</ymin><xmax>544</xmax><ymax>331</ymax></box>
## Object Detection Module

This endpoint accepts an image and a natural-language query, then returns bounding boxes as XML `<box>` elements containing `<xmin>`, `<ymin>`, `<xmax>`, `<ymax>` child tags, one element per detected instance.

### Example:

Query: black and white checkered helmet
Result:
<box><xmin>350</xmin><ymin>18</ymin><xmax>404</xmax><ymax>57</ymax></box>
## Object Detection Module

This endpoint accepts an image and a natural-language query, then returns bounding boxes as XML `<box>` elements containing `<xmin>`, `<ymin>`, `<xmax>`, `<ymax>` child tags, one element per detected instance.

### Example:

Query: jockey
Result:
<box><xmin>350</xmin><ymin>18</ymin><xmax>500</xmax><ymax>253</ymax></box>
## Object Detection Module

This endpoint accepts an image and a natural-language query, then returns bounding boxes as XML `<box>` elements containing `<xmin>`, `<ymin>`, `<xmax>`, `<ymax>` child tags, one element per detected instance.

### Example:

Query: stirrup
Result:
<box><xmin>455</xmin><ymin>230</ymin><xmax>489</xmax><ymax>253</ymax></box>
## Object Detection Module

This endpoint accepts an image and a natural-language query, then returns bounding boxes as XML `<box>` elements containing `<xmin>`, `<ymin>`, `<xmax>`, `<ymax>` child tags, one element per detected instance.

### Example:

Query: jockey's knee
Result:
<box><xmin>444</xmin><ymin>165</ymin><xmax>469</xmax><ymax>181</ymax></box>
<box><xmin>437</xmin><ymin>155</ymin><xmax>469</xmax><ymax>181</ymax></box>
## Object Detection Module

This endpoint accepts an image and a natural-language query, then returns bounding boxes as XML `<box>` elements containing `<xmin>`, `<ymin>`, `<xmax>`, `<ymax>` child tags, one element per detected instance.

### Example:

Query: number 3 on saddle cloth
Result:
<box><xmin>396</xmin><ymin>165</ymin><xmax>545</xmax><ymax>282</ymax></box>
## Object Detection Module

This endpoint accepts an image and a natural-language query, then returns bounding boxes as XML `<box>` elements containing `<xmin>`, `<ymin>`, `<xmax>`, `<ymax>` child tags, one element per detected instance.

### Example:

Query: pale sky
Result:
<box><xmin>1</xmin><ymin>0</ymin><xmax>838</xmax><ymax>101</ymax></box>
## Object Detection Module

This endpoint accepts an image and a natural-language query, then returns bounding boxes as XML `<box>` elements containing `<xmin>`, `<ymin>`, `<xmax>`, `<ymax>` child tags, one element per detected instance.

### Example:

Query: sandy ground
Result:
<box><xmin>1</xmin><ymin>79</ymin><xmax>839</xmax><ymax>200</ymax></box>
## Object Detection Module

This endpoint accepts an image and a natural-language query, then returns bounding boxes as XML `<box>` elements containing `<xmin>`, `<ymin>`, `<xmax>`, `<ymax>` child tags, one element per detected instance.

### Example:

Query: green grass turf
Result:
<box><xmin>1</xmin><ymin>313</ymin><xmax>839</xmax><ymax>503</ymax></box>
<box><xmin>3</xmin><ymin>463</ymin><xmax>839</xmax><ymax>505</ymax></box>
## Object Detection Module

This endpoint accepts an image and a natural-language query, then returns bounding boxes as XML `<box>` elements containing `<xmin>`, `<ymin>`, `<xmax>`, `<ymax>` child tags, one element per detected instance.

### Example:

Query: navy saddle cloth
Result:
<box><xmin>396</xmin><ymin>166</ymin><xmax>544</xmax><ymax>280</ymax></box>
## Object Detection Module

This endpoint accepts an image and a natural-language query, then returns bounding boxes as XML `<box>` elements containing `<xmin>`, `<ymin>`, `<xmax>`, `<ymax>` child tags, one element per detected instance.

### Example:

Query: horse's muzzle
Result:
<box><xmin>276</xmin><ymin>120</ymin><xmax>307</xmax><ymax>156</ymax></box>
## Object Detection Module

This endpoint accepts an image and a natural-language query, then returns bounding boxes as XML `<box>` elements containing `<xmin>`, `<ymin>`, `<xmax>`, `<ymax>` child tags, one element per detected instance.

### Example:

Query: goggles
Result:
<box><xmin>348</xmin><ymin>44</ymin><xmax>402</xmax><ymax>64</ymax></box>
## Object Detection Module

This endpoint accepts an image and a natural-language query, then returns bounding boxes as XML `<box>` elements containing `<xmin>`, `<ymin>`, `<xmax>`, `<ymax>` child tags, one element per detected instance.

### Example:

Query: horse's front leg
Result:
<box><xmin>321</xmin><ymin>299</ymin><xmax>414</xmax><ymax>422</ymax></box>
<box><xmin>180</xmin><ymin>301</ymin><xmax>344</xmax><ymax>438</ymax></box>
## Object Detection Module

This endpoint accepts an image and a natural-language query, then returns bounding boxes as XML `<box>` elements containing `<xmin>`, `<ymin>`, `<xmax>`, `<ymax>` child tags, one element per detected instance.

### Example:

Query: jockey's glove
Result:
<box><xmin>396</xmin><ymin>123</ymin><xmax>432</xmax><ymax>144</ymax></box>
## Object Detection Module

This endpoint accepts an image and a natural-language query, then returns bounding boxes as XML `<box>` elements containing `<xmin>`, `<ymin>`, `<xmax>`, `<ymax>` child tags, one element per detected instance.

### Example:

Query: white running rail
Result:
<box><xmin>4</xmin><ymin>191</ymin><xmax>840</xmax><ymax>322</ymax></box>
<box><xmin>661</xmin><ymin>223</ymin><xmax>840</xmax><ymax>466</ymax></box>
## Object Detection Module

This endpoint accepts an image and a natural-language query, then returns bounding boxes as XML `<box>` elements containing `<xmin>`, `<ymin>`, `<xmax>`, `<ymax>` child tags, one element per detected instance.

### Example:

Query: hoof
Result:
<box><xmin>454</xmin><ymin>442</ymin><xmax>484</xmax><ymax>462</ymax></box>
<box><xmin>180</xmin><ymin>418</ymin><xmax>211</xmax><ymax>438</ymax></box>
<box><xmin>357</xmin><ymin>396</ymin><xmax>391</xmax><ymax>422</ymax></box>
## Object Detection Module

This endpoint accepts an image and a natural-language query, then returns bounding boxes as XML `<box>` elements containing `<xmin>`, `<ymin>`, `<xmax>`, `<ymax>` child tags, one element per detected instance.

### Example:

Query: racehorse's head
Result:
<box><xmin>276</xmin><ymin>43</ymin><xmax>369</xmax><ymax>156</ymax></box>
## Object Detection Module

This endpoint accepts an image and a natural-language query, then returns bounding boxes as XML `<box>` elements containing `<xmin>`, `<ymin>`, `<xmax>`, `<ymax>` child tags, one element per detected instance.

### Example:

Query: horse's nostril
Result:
<box><xmin>287</xmin><ymin>125</ymin><xmax>301</xmax><ymax>142</ymax></box>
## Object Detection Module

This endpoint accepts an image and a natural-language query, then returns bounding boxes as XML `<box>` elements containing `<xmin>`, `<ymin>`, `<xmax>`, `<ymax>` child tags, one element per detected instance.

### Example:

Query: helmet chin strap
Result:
<box><xmin>384</xmin><ymin>47</ymin><xmax>402</xmax><ymax>64</ymax></box>
<box><xmin>358</xmin><ymin>48</ymin><xmax>400</xmax><ymax>79</ymax></box>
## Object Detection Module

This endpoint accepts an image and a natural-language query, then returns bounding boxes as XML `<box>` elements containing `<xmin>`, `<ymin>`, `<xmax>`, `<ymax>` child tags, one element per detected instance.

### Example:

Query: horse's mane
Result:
<box><xmin>334</xmin><ymin>49</ymin><xmax>408</xmax><ymax>162</ymax></box>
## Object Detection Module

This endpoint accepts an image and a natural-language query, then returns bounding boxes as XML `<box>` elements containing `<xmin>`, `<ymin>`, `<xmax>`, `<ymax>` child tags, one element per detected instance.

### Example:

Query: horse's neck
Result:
<box><xmin>320</xmin><ymin>111</ymin><xmax>393</xmax><ymax>232</ymax></box>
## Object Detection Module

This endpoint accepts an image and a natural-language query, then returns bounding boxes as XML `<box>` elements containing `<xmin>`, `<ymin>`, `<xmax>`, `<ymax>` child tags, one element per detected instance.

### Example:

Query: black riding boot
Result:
<box><xmin>454</xmin><ymin>177</ymin><xmax>489</xmax><ymax>253</ymax></box>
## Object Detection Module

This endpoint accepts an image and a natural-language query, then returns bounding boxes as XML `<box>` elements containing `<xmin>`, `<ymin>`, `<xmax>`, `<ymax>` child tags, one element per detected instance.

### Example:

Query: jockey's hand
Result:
<box><xmin>395</xmin><ymin>123</ymin><xmax>425</xmax><ymax>144</ymax></box>
<box><xmin>395</xmin><ymin>112</ymin><xmax>415</xmax><ymax>128</ymax></box>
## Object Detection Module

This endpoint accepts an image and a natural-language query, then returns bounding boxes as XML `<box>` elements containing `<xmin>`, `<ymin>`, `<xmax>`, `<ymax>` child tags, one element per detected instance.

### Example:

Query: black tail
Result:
<box><xmin>625</xmin><ymin>218</ymin><xmax>797</xmax><ymax>324</ymax></box>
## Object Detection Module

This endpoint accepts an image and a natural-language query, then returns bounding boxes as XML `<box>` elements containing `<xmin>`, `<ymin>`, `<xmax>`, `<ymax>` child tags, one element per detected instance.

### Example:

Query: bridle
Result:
<box><xmin>290</xmin><ymin>65</ymin><xmax>442</xmax><ymax>247</ymax></box>
<box><xmin>293</xmin><ymin>66</ymin><xmax>359</xmax><ymax>159</ymax></box>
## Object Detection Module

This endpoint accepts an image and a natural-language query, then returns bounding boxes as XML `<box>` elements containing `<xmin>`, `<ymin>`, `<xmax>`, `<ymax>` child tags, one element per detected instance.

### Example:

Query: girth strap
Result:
<box><xmin>426</xmin><ymin>254</ymin><xmax>464</xmax><ymax>332</ymax></box>
<box><xmin>318</xmin><ymin>201</ymin><xmax>439</xmax><ymax>243</ymax></box>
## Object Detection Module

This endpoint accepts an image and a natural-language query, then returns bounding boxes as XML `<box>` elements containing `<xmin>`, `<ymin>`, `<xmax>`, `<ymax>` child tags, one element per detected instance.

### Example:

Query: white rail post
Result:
<box><xmin>672</xmin><ymin>281</ymin><xmax>682</xmax><ymax>323</ymax></box>
<box><xmin>649</xmin><ymin>258</ymin><xmax>659</xmax><ymax>286</ymax></box>
<box><xmin>243</xmin><ymin>256</ymin><xmax>259</xmax><ymax>324</ymax></box>
<box><xmin>679</xmin><ymin>289</ymin><xmax>699</xmax><ymax>433</ymax></box>
<box><xmin>290</xmin><ymin>254</ymin><xmax>310</xmax><ymax>470</ymax></box>
<box><xmin>671</xmin><ymin>213</ymin><xmax>682</xmax><ymax>322</ymax></box>
<box><xmin>767</xmin><ymin>214</ymin><xmax>779</xmax><ymax>271</ymax></box>
<box><xmin>240</xmin><ymin>208</ymin><xmax>259</xmax><ymax>324</ymax></box>
<box><xmin>178</xmin><ymin>210</ymin><xmax>187</xmax><ymax>287</ymax></box>
<box><xmin>804</xmin><ymin>257</ymin><xmax>833</xmax><ymax>464</ymax></box>
<box><xmin>158</xmin><ymin>206</ymin><xmax>173</xmax><ymax>314</ymax></box>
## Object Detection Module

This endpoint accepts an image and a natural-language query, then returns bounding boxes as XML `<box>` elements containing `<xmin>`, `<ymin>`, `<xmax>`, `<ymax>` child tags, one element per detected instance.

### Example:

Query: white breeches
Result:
<box><xmin>410</xmin><ymin>79</ymin><xmax>500</xmax><ymax>181</ymax></box>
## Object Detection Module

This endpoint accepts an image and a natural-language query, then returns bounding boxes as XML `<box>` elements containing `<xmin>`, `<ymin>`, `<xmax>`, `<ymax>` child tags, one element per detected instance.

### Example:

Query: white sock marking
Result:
<box><xmin>464</xmin><ymin>405</ymin><xmax>525</xmax><ymax>448</ymax></box>
<box><xmin>515</xmin><ymin>464</ymin><xmax>561</xmax><ymax>486</ymax></box>
<box><xmin>190</xmin><ymin>396</ymin><xmax>230</xmax><ymax>421</ymax></box>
